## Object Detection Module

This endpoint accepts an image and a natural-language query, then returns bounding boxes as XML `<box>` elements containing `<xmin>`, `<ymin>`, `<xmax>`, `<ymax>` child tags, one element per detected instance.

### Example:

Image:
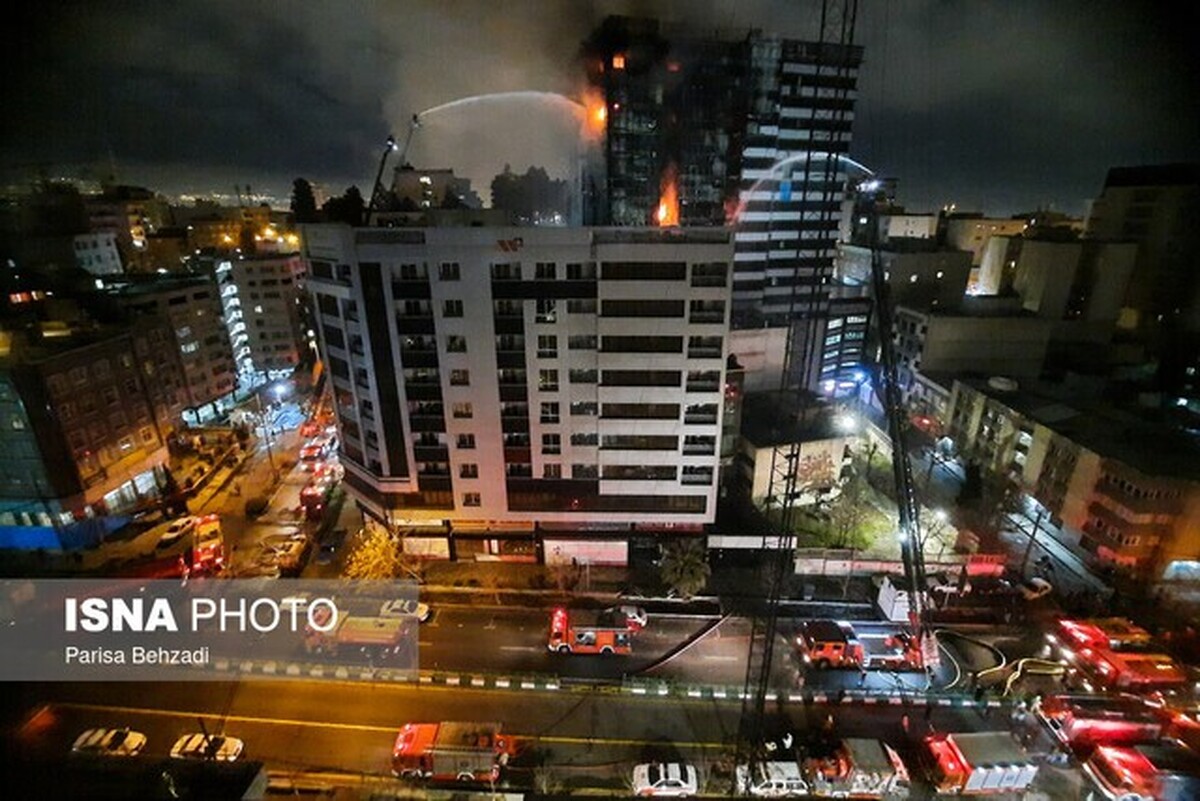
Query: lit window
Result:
<box><xmin>462</xmin><ymin>492</ymin><xmax>481</xmax><ymax>507</ymax></box>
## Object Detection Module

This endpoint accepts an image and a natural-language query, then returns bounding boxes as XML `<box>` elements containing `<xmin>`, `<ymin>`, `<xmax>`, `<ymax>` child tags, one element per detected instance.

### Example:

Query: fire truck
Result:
<box><xmin>547</xmin><ymin>607</ymin><xmax>633</xmax><ymax>655</ymax></box>
<box><xmin>801</xmin><ymin>738</ymin><xmax>910</xmax><ymax>798</ymax></box>
<box><xmin>118</xmin><ymin>514</ymin><xmax>225</xmax><ymax>578</ymax></box>
<box><xmin>922</xmin><ymin>732</ymin><xmax>1038</xmax><ymax>795</ymax></box>
<box><xmin>1083</xmin><ymin>741</ymin><xmax>1200</xmax><ymax>801</ymax></box>
<box><xmin>304</xmin><ymin>614</ymin><xmax>412</xmax><ymax>661</ymax></box>
<box><xmin>1037</xmin><ymin>694</ymin><xmax>1165</xmax><ymax>751</ymax></box>
<box><xmin>794</xmin><ymin>620</ymin><xmax>921</xmax><ymax>670</ymax></box>
<box><xmin>391</xmin><ymin>721</ymin><xmax>513</xmax><ymax>782</ymax></box>
<box><xmin>1048</xmin><ymin>618</ymin><xmax>1188</xmax><ymax>693</ymax></box>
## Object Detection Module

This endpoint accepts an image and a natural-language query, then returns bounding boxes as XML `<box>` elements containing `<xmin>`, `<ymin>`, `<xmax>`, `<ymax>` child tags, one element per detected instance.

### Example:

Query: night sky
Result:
<box><xmin>3</xmin><ymin>1</ymin><xmax>1196</xmax><ymax>216</ymax></box>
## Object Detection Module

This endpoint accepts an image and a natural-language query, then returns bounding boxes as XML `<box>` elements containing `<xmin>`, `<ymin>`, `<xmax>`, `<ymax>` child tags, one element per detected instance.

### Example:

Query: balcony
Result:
<box><xmin>404</xmin><ymin>384</ymin><xmax>442</xmax><ymax>401</ymax></box>
<box><xmin>496</xmin><ymin>352</ymin><xmax>526</xmax><ymax>369</ymax></box>
<box><xmin>413</xmin><ymin>445</ymin><xmax>449</xmax><ymax>462</ymax></box>
<box><xmin>395</xmin><ymin>316</ymin><xmax>435</xmax><ymax>334</ymax></box>
<box><xmin>499</xmin><ymin>385</ymin><xmax>528</xmax><ymax>402</ymax></box>
<box><xmin>408</xmin><ymin>415</ymin><xmax>446</xmax><ymax>433</ymax></box>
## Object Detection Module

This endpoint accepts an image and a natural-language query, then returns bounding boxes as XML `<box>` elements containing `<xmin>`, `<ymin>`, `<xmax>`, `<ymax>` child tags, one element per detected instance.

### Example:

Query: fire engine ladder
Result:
<box><xmin>734</xmin><ymin>0</ymin><xmax>861</xmax><ymax>785</ymax></box>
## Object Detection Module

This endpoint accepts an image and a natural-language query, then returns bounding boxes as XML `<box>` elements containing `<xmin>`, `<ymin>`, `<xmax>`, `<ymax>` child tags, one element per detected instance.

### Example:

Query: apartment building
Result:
<box><xmin>214</xmin><ymin>254</ymin><xmax>308</xmax><ymax>381</ymax></box>
<box><xmin>304</xmin><ymin>225</ymin><xmax>733</xmax><ymax>562</ymax></box>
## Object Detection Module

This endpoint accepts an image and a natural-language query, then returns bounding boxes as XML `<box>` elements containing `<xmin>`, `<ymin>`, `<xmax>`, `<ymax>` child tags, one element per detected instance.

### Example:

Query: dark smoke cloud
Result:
<box><xmin>2</xmin><ymin>1</ymin><xmax>1195</xmax><ymax>215</ymax></box>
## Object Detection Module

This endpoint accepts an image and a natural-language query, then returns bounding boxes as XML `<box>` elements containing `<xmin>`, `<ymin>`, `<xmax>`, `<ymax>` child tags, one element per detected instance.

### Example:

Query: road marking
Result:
<box><xmin>498</xmin><ymin>645</ymin><xmax>541</xmax><ymax>653</ymax></box>
<box><xmin>700</xmin><ymin>655</ymin><xmax>738</xmax><ymax>662</ymax></box>
<box><xmin>56</xmin><ymin>698</ymin><xmax>738</xmax><ymax>752</ymax></box>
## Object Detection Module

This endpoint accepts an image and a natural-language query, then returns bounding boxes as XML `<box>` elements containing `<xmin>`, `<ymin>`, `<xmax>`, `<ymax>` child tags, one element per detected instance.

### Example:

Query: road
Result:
<box><xmin>4</xmin><ymin>678</ymin><xmax>1082</xmax><ymax>798</ymax></box>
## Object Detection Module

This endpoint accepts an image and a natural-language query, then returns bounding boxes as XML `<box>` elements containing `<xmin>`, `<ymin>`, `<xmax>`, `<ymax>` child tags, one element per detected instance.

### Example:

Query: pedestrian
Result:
<box><xmin>901</xmin><ymin>714</ymin><xmax>910</xmax><ymax>735</ymax></box>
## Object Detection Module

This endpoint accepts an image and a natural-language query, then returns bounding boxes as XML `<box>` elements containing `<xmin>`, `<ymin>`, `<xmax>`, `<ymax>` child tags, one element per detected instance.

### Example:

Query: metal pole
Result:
<box><xmin>1021</xmin><ymin>507</ymin><xmax>1046</xmax><ymax>575</ymax></box>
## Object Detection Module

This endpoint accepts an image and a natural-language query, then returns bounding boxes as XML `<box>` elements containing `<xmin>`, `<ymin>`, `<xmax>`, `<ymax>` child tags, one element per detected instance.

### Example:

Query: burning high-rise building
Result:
<box><xmin>581</xmin><ymin>15</ymin><xmax>864</xmax><ymax>389</ymax></box>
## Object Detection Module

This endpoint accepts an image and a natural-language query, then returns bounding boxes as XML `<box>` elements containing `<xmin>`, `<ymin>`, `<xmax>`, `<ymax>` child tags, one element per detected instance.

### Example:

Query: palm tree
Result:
<box><xmin>659</xmin><ymin>539</ymin><xmax>711</xmax><ymax>599</ymax></box>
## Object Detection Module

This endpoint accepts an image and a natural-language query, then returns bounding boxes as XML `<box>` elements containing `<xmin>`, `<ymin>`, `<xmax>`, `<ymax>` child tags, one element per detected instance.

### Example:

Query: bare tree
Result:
<box><xmin>342</xmin><ymin>526</ymin><xmax>424</xmax><ymax>581</ymax></box>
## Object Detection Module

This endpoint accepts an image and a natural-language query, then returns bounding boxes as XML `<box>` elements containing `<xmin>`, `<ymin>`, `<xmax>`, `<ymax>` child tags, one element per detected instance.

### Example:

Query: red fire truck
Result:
<box><xmin>547</xmin><ymin>607</ymin><xmax>633</xmax><ymax>655</ymax></box>
<box><xmin>1037</xmin><ymin>694</ymin><xmax>1165</xmax><ymax>751</ymax></box>
<box><xmin>391</xmin><ymin>721</ymin><xmax>513</xmax><ymax>782</ymax></box>
<box><xmin>1048</xmin><ymin>618</ymin><xmax>1188</xmax><ymax>693</ymax></box>
<box><xmin>304</xmin><ymin>614</ymin><xmax>412</xmax><ymax>660</ymax></box>
<box><xmin>922</xmin><ymin>732</ymin><xmax>1038</xmax><ymax>795</ymax></box>
<box><xmin>794</xmin><ymin>620</ymin><xmax>922</xmax><ymax>670</ymax></box>
<box><xmin>1083</xmin><ymin>742</ymin><xmax>1200</xmax><ymax>801</ymax></box>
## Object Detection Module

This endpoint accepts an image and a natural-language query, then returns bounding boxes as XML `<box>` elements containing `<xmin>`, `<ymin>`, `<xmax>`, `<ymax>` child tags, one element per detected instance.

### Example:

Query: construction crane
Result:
<box><xmin>365</xmin><ymin>114</ymin><xmax>422</xmax><ymax>222</ymax></box>
<box><xmin>734</xmin><ymin>0</ymin><xmax>935</xmax><ymax>784</ymax></box>
<box><xmin>735</xmin><ymin>0</ymin><xmax>863</xmax><ymax>781</ymax></box>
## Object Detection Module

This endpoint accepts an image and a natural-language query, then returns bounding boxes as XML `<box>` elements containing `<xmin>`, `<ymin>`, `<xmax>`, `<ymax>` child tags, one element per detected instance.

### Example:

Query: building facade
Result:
<box><xmin>214</xmin><ymin>254</ymin><xmax>308</xmax><ymax>382</ymax></box>
<box><xmin>111</xmin><ymin>277</ymin><xmax>237</xmax><ymax>424</ymax></box>
<box><xmin>582</xmin><ymin>15</ymin><xmax>863</xmax><ymax>390</ymax></box>
<box><xmin>304</xmin><ymin>224</ymin><xmax>733</xmax><ymax>562</ymax></box>
<box><xmin>72</xmin><ymin>232</ymin><xmax>124</xmax><ymax>276</ymax></box>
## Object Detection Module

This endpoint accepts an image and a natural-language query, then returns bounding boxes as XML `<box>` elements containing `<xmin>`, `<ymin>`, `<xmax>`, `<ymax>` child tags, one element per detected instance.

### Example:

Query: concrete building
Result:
<box><xmin>734</xmin><ymin>391</ymin><xmax>856</xmax><ymax>511</ymax></box>
<box><xmin>214</xmin><ymin>254</ymin><xmax>308</xmax><ymax>382</ymax></box>
<box><xmin>945</xmin><ymin>375</ymin><xmax>1200</xmax><ymax>579</ymax></box>
<box><xmin>84</xmin><ymin>186</ymin><xmax>171</xmax><ymax>273</ymax></box>
<box><xmin>836</xmin><ymin>242</ymin><xmax>972</xmax><ymax>313</ymax></box>
<box><xmin>304</xmin><ymin>224</ymin><xmax>733</xmax><ymax>562</ymax></box>
<box><xmin>0</xmin><ymin>326</ymin><xmax>173</xmax><ymax>526</ymax></box>
<box><xmin>944</xmin><ymin>215</ymin><xmax>1029</xmax><ymax>267</ymax></box>
<box><xmin>390</xmin><ymin>166</ymin><xmax>482</xmax><ymax>210</ymax></box>
<box><xmin>110</xmin><ymin>277</ymin><xmax>237</xmax><ymax>424</ymax></box>
<box><xmin>886</xmin><ymin>214</ymin><xmax>939</xmax><ymax>241</ymax></box>
<box><xmin>72</xmin><ymin>232</ymin><xmax>123</xmax><ymax>276</ymax></box>
<box><xmin>1084</xmin><ymin>164</ymin><xmax>1200</xmax><ymax>338</ymax></box>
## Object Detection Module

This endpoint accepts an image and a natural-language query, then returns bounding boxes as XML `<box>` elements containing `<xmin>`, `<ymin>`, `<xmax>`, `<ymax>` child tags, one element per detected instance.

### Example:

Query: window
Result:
<box><xmin>443</xmin><ymin>299</ymin><xmax>464</xmax><ymax>317</ymax></box>
<box><xmin>535</xmin><ymin>262</ymin><xmax>556</xmax><ymax>280</ymax></box>
<box><xmin>446</xmin><ymin>335</ymin><xmax>467</xmax><ymax>352</ymax></box>
<box><xmin>538</xmin><ymin>369</ymin><xmax>559</xmax><ymax>391</ymax></box>
<box><xmin>543</xmin><ymin>463</ymin><xmax>563</xmax><ymax>479</ymax></box>
<box><xmin>686</xmin><ymin>370</ymin><xmax>721</xmax><ymax>391</ymax></box>
<box><xmin>572</xmin><ymin>463</ymin><xmax>598</xmax><ymax>479</ymax></box>
<box><xmin>540</xmin><ymin>402</ymin><xmax>560</xmax><ymax>424</ymax></box>
<box><xmin>601</xmin><ymin>299</ymin><xmax>684</xmax><ymax>318</ymax></box>
<box><xmin>462</xmin><ymin>492</ymin><xmax>481</xmax><ymax>507</ymax></box>
<box><xmin>569</xmin><ymin>369</ymin><xmax>598</xmax><ymax>384</ymax></box>
<box><xmin>452</xmin><ymin>402</ymin><xmax>473</xmax><ymax>419</ymax></box>
<box><xmin>566</xmin><ymin>262</ymin><xmax>596</xmax><ymax>280</ymax></box>
<box><xmin>568</xmin><ymin>335</ymin><xmax>597</xmax><ymax>350</ymax></box>
<box><xmin>688</xmin><ymin>299</ymin><xmax>725</xmax><ymax>323</ymax></box>
<box><xmin>601</xmin><ymin>261</ymin><xmax>685</xmax><ymax>281</ymax></box>
<box><xmin>439</xmin><ymin>262</ymin><xmax>460</xmax><ymax>280</ymax></box>
<box><xmin>450</xmin><ymin>369</ymin><xmax>470</xmax><ymax>386</ymax></box>
<box><xmin>571</xmin><ymin>432</ymin><xmax>599</xmax><ymax>446</ymax></box>
<box><xmin>567</xmin><ymin>298</ymin><xmax>597</xmax><ymax>314</ymax></box>
<box><xmin>537</xmin><ymin>335</ymin><xmax>558</xmax><ymax>358</ymax></box>
<box><xmin>542</xmin><ymin>433</ymin><xmax>561</xmax><ymax>454</ymax></box>
<box><xmin>491</xmin><ymin>262</ymin><xmax>521</xmax><ymax>280</ymax></box>
<box><xmin>687</xmin><ymin>336</ymin><xmax>723</xmax><ymax>358</ymax></box>
<box><xmin>460</xmin><ymin>463</ymin><xmax>479</xmax><ymax>478</ymax></box>
<box><xmin>691</xmin><ymin>262</ymin><xmax>728</xmax><ymax>287</ymax></box>
<box><xmin>570</xmin><ymin>401</ymin><xmax>597</xmax><ymax>416</ymax></box>
<box><xmin>684</xmin><ymin>403</ymin><xmax>719</xmax><ymax>424</ymax></box>
<box><xmin>683</xmin><ymin>435</ymin><xmax>716</xmax><ymax>455</ymax></box>
<box><xmin>682</xmin><ymin>466</ymin><xmax>714</xmax><ymax>485</ymax></box>
<box><xmin>456</xmin><ymin>433</ymin><xmax>476</xmax><ymax>449</ymax></box>
<box><xmin>535</xmin><ymin>298</ymin><xmax>557</xmax><ymax>323</ymax></box>
<box><xmin>399</xmin><ymin>263</ymin><xmax>426</xmax><ymax>280</ymax></box>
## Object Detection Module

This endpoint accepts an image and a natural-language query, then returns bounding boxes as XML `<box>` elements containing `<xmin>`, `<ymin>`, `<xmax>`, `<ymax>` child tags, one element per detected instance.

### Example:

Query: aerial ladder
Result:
<box><xmin>735</xmin><ymin>0</ymin><xmax>933</xmax><ymax>790</ymax></box>
<box><xmin>365</xmin><ymin>114</ymin><xmax>423</xmax><ymax>223</ymax></box>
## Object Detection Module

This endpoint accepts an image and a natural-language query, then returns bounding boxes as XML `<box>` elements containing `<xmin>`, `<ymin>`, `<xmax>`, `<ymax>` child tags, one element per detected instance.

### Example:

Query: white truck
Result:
<box><xmin>923</xmin><ymin>732</ymin><xmax>1038</xmax><ymax>795</ymax></box>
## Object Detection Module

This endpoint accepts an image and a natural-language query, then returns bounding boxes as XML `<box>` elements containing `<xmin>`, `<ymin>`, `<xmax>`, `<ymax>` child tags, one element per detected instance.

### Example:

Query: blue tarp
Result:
<box><xmin>0</xmin><ymin>516</ymin><xmax>131</xmax><ymax>551</ymax></box>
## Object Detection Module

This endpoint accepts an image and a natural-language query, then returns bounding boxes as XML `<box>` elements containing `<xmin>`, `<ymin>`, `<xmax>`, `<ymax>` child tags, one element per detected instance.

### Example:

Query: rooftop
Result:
<box><xmin>740</xmin><ymin>391</ymin><xmax>843</xmax><ymax>448</ymax></box>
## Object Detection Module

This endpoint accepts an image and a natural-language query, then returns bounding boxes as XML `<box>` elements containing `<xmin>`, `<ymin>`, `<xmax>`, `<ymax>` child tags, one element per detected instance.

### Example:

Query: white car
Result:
<box><xmin>170</xmin><ymin>733</ymin><xmax>244</xmax><ymax>761</ymax></box>
<box><xmin>156</xmin><ymin>517</ymin><xmax>196</xmax><ymax>548</ymax></box>
<box><xmin>72</xmin><ymin>728</ymin><xmax>147</xmax><ymax>757</ymax></box>
<box><xmin>379</xmin><ymin>599</ymin><xmax>431</xmax><ymax>623</ymax></box>
<box><xmin>617</xmin><ymin>605</ymin><xmax>648</xmax><ymax>630</ymax></box>
<box><xmin>632</xmin><ymin>762</ymin><xmax>698</xmax><ymax>797</ymax></box>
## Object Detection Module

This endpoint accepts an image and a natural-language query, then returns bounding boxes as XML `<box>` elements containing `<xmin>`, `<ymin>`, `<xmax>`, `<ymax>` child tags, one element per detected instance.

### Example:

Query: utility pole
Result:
<box><xmin>1021</xmin><ymin>507</ymin><xmax>1047</xmax><ymax>575</ymax></box>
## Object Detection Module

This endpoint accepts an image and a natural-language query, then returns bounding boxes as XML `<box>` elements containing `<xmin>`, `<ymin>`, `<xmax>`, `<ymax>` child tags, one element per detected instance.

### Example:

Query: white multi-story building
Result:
<box><xmin>73</xmin><ymin>232</ymin><xmax>123</xmax><ymax>276</ymax></box>
<box><xmin>215</xmin><ymin>253</ymin><xmax>307</xmax><ymax>382</ymax></box>
<box><xmin>304</xmin><ymin>225</ymin><xmax>733</xmax><ymax>562</ymax></box>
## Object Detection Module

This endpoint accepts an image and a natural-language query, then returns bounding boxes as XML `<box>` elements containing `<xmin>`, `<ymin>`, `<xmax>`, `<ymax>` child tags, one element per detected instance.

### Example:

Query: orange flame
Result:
<box><xmin>582</xmin><ymin>87</ymin><xmax>607</xmax><ymax>140</ymax></box>
<box><xmin>656</xmin><ymin>164</ymin><xmax>680</xmax><ymax>227</ymax></box>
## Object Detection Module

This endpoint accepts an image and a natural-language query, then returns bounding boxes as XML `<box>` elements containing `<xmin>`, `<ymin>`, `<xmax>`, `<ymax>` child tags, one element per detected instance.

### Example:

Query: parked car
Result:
<box><xmin>632</xmin><ymin>763</ymin><xmax>698</xmax><ymax>797</ymax></box>
<box><xmin>615</xmin><ymin>605</ymin><xmax>648</xmax><ymax>630</ymax></box>
<box><xmin>72</xmin><ymin>728</ymin><xmax>147</xmax><ymax>757</ymax></box>
<box><xmin>156</xmin><ymin>517</ymin><xmax>196</xmax><ymax>548</ymax></box>
<box><xmin>170</xmin><ymin>733</ymin><xmax>244</xmax><ymax>761</ymax></box>
<box><xmin>379</xmin><ymin>598</ymin><xmax>432</xmax><ymax>623</ymax></box>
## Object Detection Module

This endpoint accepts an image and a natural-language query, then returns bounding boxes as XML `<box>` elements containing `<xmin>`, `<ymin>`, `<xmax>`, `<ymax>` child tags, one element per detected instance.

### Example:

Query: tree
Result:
<box><xmin>342</xmin><ymin>526</ymin><xmax>423</xmax><ymax>580</ymax></box>
<box><xmin>659</xmin><ymin>539</ymin><xmax>711</xmax><ymax>599</ymax></box>
<box><xmin>322</xmin><ymin>185</ymin><xmax>365</xmax><ymax>226</ymax></box>
<box><xmin>822</xmin><ymin>468</ymin><xmax>872</xmax><ymax>549</ymax></box>
<box><xmin>290</xmin><ymin>178</ymin><xmax>318</xmax><ymax>223</ymax></box>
